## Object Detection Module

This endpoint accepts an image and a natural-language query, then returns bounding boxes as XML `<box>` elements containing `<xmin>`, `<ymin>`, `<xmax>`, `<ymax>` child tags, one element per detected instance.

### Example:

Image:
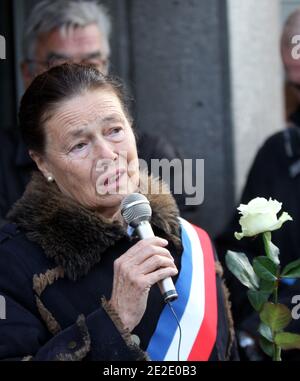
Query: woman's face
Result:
<box><xmin>34</xmin><ymin>89</ymin><xmax>139</xmax><ymax>219</ymax></box>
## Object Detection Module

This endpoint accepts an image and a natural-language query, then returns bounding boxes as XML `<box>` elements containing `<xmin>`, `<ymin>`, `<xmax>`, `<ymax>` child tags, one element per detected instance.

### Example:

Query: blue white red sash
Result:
<box><xmin>147</xmin><ymin>218</ymin><xmax>218</xmax><ymax>361</ymax></box>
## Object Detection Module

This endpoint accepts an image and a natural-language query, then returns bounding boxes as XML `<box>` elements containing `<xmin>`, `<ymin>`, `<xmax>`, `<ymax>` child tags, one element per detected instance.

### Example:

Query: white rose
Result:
<box><xmin>234</xmin><ymin>197</ymin><xmax>293</xmax><ymax>240</ymax></box>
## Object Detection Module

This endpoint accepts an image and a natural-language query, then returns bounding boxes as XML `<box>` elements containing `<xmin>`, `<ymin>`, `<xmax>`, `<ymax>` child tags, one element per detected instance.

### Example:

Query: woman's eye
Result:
<box><xmin>71</xmin><ymin>143</ymin><xmax>87</xmax><ymax>152</ymax></box>
<box><xmin>108</xmin><ymin>127</ymin><xmax>124</xmax><ymax>138</ymax></box>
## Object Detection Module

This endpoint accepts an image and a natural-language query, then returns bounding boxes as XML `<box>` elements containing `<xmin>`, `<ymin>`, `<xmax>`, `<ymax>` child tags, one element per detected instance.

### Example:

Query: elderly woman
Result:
<box><xmin>0</xmin><ymin>64</ymin><xmax>236</xmax><ymax>361</ymax></box>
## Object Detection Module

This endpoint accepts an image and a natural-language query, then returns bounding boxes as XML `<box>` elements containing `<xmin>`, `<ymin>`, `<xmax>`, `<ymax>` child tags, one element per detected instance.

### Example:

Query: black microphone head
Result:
<box><xmin>121</xmin><ymin>193</ymin><xmax>152</xmax><ymax>227</ymax></box>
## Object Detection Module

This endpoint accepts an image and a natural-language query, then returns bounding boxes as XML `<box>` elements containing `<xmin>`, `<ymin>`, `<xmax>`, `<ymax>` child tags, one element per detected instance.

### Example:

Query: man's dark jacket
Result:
<box><xmin>0</xmin><ymin>130</ymin><xmax>33</xmax><ymax>226</ymax></box>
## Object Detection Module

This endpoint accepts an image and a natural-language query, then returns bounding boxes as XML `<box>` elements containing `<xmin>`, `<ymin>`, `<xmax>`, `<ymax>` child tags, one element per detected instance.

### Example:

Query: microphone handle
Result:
<box><xmin>136</xmin><ymin>221</ymin><xmax>178</xmax><ymax>303</ymax></box>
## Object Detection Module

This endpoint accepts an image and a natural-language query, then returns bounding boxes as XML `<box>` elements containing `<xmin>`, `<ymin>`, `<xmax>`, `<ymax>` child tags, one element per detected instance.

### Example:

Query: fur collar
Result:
<box><xmin>8</xmin><ymin>172</ymin><xmax>181</xmax><ymax>280</ymax></box>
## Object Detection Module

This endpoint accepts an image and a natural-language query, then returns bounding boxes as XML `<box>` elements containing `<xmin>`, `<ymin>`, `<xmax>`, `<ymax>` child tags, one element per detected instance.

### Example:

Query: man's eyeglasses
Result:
<box><xmin>26</xmin><ymin>52</ymin><xmax>109</xmax><ymax>74</ymax></box>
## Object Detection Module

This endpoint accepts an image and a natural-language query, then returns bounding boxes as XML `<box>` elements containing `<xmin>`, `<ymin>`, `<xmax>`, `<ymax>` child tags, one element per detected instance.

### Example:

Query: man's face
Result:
<box><xmin>22</xmin><ymin>23</ymin><xmax>109</xmax><ymax>88</ymax></box>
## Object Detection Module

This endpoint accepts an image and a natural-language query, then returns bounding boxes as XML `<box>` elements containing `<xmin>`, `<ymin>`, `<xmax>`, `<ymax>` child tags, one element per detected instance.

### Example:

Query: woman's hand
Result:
<box><xmin>108</xmin><ymin>237</ymin><xmax>178</xmax><ymax>332</ymax></box>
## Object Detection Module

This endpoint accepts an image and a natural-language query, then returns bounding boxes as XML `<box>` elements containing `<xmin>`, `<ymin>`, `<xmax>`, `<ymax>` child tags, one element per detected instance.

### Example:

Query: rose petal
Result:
<box><xmin>267</xmin><ymin>212</ymin><xmax>293</xmax><ymax>232</ymax></box>
<box><xmin>235</xmin><ymin>199</ymin><xmax>292</xmax><ymax>240</ymax></box>
<box><xmin>234</xmin><ymin>231</ymin><xmax>244</xmax><ymax>240</ymax></box>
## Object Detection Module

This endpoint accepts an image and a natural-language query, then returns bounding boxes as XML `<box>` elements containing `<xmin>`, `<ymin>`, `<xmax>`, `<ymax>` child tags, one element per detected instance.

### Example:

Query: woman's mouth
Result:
<box><xmin>104</xmin><ymin>170</ymin><xmax>123</xmax><ymax>186</ymax></box>
<box><xmin>97</xmin><ymin>169</ymin><xmax>127</xmax><ymax>194</ymax></box>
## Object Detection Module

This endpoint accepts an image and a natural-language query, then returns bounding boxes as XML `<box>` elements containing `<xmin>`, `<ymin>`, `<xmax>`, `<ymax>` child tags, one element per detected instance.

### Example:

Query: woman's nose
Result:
<box><xmin>94</xmin><ymin>138</ymin><xmax>118</xmax><ymax>161</ymax></box>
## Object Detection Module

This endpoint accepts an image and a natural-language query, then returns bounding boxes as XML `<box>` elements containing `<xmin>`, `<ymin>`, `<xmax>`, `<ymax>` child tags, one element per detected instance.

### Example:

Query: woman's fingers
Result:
<box><xmin>109</xmin><ymin>236</ymin><xmax>178</xmax><ymax>332</ymax></box>
<box><xmin>145</xmin><ymin>266</ymin><xmax>178</xmax><ymax>287</ymax></box>
<box><xmin>114</xmin><ymin>237</ymin><xmax>174</xmax><ymax>269</ymax></box>
<box><xmin>139</xmin><ymin>254</ymin><xmax>177</xmax><ymax>275</ymax></box>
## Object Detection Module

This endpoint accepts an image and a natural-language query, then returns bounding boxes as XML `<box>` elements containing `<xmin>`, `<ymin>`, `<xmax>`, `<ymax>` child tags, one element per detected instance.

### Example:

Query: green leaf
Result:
<box><xmin>247</xmin><ymin>290</ymin><xmax>271</xmax><ymax>312</ymax></box>
<box><xmin>259</xmin><ymin>336</ymin><xmax>274</xmax><ymax>358</ymax></box>
<box><xmin>263</xmin><ymin>232</ymin><xmax>280</xmax><ymax>265</ymax></box>
<box><xmin>274</xmin><ymin>332</ymin><xmax>300</xmax><ymax>350</ymax></box>
<box><xmin>281</xmin><ymin>259</ymin><xmax>300</xmax><ymax>278</ymax></box>
<box><xmin>258</xmin><ymin>323</ymin><xmax>273</xmax><ymax>342</ymax></box>
<box><xmin>260</xmin><ymin>279</ymin><xmax>276</xmax><ymax>293</ymax></box>
<box><xmin>225</xmin><ymin>251</ymin><xmax>259</xmax><ymax>290</ymax></box>
<box><xmin>253</xmin><ymin>256</ymin><xmax>278</xmax><ymax>282</ymax></box>
<box><xmin>260</xmin><ymin>303</ymin><xmax>292</xmax><ymax>331</ymax></box>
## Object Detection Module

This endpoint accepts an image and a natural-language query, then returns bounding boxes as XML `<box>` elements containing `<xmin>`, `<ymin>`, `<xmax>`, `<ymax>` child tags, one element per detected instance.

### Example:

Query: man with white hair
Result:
<box><xmin>215</xmin><ymin>8</ymin><xmax>300</xmax><ymax>361</ymax></box>
<box><xmin>0</xmin><ymin>0</ymin><xmax>112</xmax><ymax>227</ymax></box>
<box><xmin>0</xmin><ymin>0</ymin><xmax>189</xmax><ymax>226</ymax></box>
<box><xmin>21</xmin><ymin>0</ymin><xmax>111</xmax><ymax>86</ymax></box>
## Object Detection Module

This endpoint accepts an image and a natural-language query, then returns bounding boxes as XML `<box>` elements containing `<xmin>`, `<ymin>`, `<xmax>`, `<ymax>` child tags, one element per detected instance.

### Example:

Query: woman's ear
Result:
<box><xmin>29</xmin><ymin>150</ymin><xmax>52</xmax><ymax>180</ymax></box>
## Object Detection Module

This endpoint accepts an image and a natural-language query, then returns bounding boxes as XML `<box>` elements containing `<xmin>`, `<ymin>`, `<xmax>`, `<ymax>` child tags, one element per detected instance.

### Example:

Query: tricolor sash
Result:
<box><xmin>147</xmin><ymin>218</ymin><xmax>218</xmax><ymax>361</ymax></box>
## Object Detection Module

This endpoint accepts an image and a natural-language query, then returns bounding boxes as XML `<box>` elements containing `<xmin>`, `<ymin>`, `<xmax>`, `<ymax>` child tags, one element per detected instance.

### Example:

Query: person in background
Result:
<box><xmin>0</xmin><ymin>0</ymin><xmax>192</xmax><ymax>227</ymax></box>
<box><xmin>215</xmin><ymin>8</ymin><xmax>300</xmax><ymax>360</ymax></box>
<box><xmin>282</xmin><ymin>9</ymin><xmax>300</xmax><ymax>120</ymax></box>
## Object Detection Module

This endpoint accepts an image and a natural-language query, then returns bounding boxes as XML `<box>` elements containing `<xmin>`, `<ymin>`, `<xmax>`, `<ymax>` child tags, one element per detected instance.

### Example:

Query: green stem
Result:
<box><xmin>272</xmin><ymin>272</ymin><xmax>282</xmax><ymax>360</ymax></box>
<box><xmin>262</xmin><ymin>232</ymin><xmax>271</xmax><ymax>260</ymax></box>
<box><xmin>272</xmin><ymin>282</ymin><xmax>281</xmax><ymax>360</ymax></box>
<box><xmin>263</xmin><ymin>232</ymin><xmax>282</xmax><ymax>361</ymax></box>
<box><xmin>273</xmin><ymin>279</ymin><xmax>279</xmax><ymax>304</ymax></box>
<box><xmin>273</xmin><ymin>344</ymin><xmax>281</xmax><ymax>361</ymax></box>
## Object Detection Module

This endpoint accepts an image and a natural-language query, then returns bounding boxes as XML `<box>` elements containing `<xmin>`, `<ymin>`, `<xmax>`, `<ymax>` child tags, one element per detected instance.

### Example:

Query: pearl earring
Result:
<box><xmin>47</xmin><ymin>175</ymin><xmax>54</xmax><ymax>183</ymax></box>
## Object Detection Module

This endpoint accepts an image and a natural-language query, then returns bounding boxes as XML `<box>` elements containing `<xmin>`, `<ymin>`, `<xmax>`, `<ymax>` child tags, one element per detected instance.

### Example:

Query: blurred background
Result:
<box><xmin>0</xmin><ymin>0</ymin><xmax>298</xmax><ymax>237</ymax></box>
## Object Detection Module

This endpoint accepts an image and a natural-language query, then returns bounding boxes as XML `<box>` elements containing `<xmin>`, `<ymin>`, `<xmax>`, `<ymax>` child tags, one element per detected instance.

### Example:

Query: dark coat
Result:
<box><xmin>0</xmin><ymin>129</ymin><xmax>34</xmax><ymax>227</ymax></box>
<box><xmin>0</xmin><ymin>172</ymin><xmax>236</xmax><ymax>361</ymax></box>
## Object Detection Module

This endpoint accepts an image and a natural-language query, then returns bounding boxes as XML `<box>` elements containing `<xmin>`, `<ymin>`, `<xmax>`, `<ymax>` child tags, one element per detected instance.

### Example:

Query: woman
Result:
<box><xmin>0</xmin><ymin>64</ymin><xmax>236</xmax><ymax>361</ymax></box>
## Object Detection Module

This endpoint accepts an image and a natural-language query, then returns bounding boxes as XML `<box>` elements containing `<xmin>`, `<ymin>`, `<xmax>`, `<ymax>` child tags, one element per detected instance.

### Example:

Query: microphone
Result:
<box><xmin>121</xmin><ymin>193</ymin><xmax>178</xmax><ymax>303</ymax></box>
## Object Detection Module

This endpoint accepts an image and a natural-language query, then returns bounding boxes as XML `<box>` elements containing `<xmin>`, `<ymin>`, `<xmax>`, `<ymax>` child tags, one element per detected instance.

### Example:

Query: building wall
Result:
<box><xmin>127</xmin><ymin>0</ymin><xmax>234</xmax><ymax>236</ymax></box>
<box><xmin>227</xmin><ymin>0</ymin><xmax>284</xmax><ymax>201</ymax></box>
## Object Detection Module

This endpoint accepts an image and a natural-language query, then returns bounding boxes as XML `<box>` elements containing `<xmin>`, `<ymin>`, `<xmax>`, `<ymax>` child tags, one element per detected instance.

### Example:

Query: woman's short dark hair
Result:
<box><xmin>19</xmin><ymin>63</ymin><xmax>132</xmax><ymax>154</ymax></box>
